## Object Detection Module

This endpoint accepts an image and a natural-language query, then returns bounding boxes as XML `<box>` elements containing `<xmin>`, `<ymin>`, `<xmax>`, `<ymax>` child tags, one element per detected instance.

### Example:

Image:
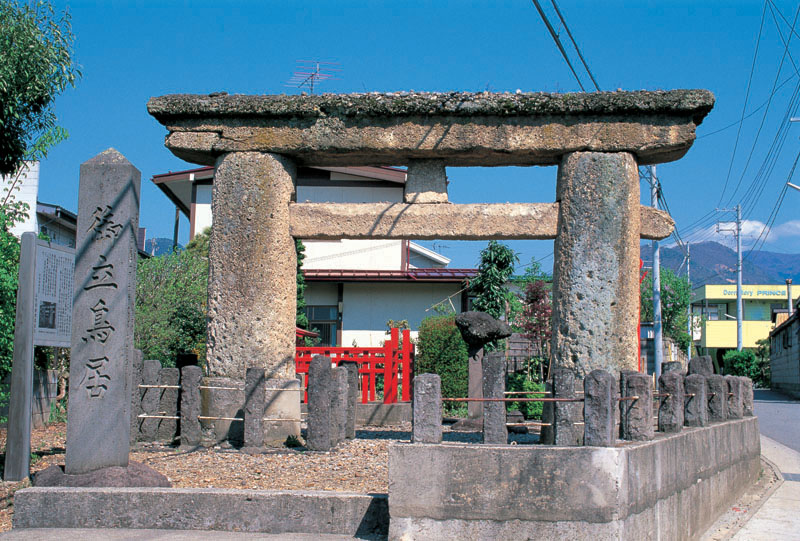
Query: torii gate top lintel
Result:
<box><xmin>147</xmin><ymin>89</ymin><xmax>714</xmax><ymax>168</ymax></box>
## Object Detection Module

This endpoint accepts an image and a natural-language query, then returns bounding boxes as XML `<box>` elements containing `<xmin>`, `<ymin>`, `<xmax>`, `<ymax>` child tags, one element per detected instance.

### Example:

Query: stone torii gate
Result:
<box><xmin>148</xmin><ymin>90</ymin><xmax>713</xmax><ymax>441</ymax></box>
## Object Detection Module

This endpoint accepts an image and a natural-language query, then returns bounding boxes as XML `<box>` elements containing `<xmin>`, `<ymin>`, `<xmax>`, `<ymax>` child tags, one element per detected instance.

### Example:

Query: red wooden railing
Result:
<box><xmin>295</xmin><ymin>328</ymin><xmax>413</xmax><ymax>404</ymax></box>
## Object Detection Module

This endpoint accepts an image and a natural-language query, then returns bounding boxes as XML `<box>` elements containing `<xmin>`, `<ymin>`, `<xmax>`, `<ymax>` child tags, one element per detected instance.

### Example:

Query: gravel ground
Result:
<box><xmin>0</xmin><ymin>421</ymin><xmax>539</xmax><ymax>532</ymax></box>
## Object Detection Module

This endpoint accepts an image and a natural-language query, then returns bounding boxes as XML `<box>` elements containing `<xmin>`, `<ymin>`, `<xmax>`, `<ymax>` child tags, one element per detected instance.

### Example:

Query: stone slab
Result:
<box><xmin>388</xmin><ymin>417</ymin><xmax>760</xmax><ymax>540</ymax></box>
<box><xmin>684</xmin><ymin>374</ymin><xmax>708</xmax><ymax>427</ymax></box>
<box><xmin>66</xmin><ymin>149</ymin><xmax>140</xmax><ymax>474</ymax></box>
<box><xmin>138</xmin><ymin>360</ymin><xmax>162</xmax><ymax>441</ymax></box>
<box><xmin>707</xmin><ymin>374</ymin><xmax>728</xmax><ymax>422</ymax></box>
<box><xmin>199</xmin><ymin>376</ymin><xmax>244</xmax><ymax>445</ymax></box>
<box><xmin>583</xmin><ymin>369</ymin><xmax>616</xmax><ymax>446</ymax></box>
<box><xmin>552</xmin><ymin>368</ymin><xmax>582</xmax><ymax>446</ymax></box>
<box><xmin>157</xmin><ymin>368</ymin><xmax>179</xmax><ymax>443</ymax></box>
<box><xmin>147</xmin><ymin>90</ymin><xmax>714</xmax><ymax>167</ymax></box>
<box><xmin>129</xmin><ymin>349</ymin><xmax>144</xmax><ymax>446</ymax></box>
<box><xmin>356</xmin><ymin>402</ymin><xmax>411</xmax><ymax>426</ymax></box>
<box><xmin>306</xmin><ymin>356</ymin><xmax>333</xmax><ymax>451</ymax></box>
<box><xmin>12</xmin><ymin>488</ymin><xmax>388</xmax><ymax>538</ymax></box>
<box><xmin>331</xmin><ymin>367</ymin><xmax>348</xmax><ymax>447</ymax></box>
<box><xmin>179</xmin><ymin>366</ymin><xmax>202</xmax><ymax>448</ymax></box>
<box><xmin>339</xmin><ymin>362</ymin><xmax>358</xmax><ymax>439</ymax></box>
<box><xmin>726</xmin><ymin>375</ymin><xmax>744</xmax><ymax>420</ymax></box>
<box><xmin>263</xmin><ymin>378</ymin><xmax>302</xmax><ymax>446</ymax></box>
<box><xmin>4</xmin><ymin>233</ymin><xmax>36</xmax><ymax>481</ymax></box>
<box><xmin>244</xmin><ymin>368</ymin><xmax>266</xmax><ymax>448</ymax></box>
<box><xmin>482</xmin><ymin>352</ymin><xmax>507</xmax><ymax>445</ymax></box>
<box><xmin>412</xmin><ymin>374</ymin><xmax>442</xmax><ymax>444</ymax></box>
<box><xmin>688</xmin><ymin>355</ymin><xmax>714</xmax><ymax>376</ymax></box>
<box><xmin>290</xmin><ymin>202</ymin><xmax>674</xmax><ymax>241</ymax></box>
<box><xmin>658</xmin><ymin>371</ymin><xmax>684</xmax><ymax>433</ymax></box>
<box><xmin>620</xmin><ymin>371</ymin><xmax>654</xmax><ymax>441</ymax></box>
<box><xmin>741</xmin><ymin>377</ymin><xmax>754</xmax><ymax>416</ymax></box>
<box><xmin>34</xmin><ymin>462</ymin><xmax>170</xmax><ymax>488</ymax></box>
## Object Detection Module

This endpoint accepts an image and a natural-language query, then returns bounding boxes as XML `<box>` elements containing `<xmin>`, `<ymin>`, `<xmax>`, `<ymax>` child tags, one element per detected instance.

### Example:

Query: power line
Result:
<box><xmin>531</xmin><ymin>0</ymin><xmax>586</xmax><ymax>91</ymax></box>
<box><xmin>718</xmin><ymin>0</ymin><xmax>769</xmax><ymax>206</ymax></box>
<box><xmin>548</xmin><ymin>0</ymin><xmax>600</xmax><ymax>91</ymax></box>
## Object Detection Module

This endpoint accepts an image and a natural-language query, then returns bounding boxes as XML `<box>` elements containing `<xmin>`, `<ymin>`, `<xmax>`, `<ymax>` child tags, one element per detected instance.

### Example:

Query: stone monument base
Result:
<box><xmin>389</xmin><ymin>417</ymin><xmax>761</xmax><ymax>541</ymax></box>
<box><xmin>34</xmin><ymin>461</ymin><xmax>170</xmax><ymax>488</ymax></box>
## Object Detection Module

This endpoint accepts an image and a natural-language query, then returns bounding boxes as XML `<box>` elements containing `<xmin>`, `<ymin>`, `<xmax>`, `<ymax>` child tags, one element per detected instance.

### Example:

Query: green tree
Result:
<box><xmin>470</xmin><ymin>240</ymin><xmax>518</xmax><ymax>320</ymax></box>
<box><xmin>0</xmin><ymin>202</ymin><xmax>28</xmax><ymax>377</ymax></box>
<box><xmin>135</xmin><ymin>240</ymin><xmax>208</xmax><ymax>367</ymax></box>
<box><xmin>415</xmin><ymin>314</ymin><xmax>469</xmax><ymax>413</ymax></box>
<box><xmin>296</xmin><ymin>239</ymin><xmax>308</xmax><ymax>329</ymax></box>
<box><xmin>1</xmin><ymin>0</ymin><xmax>81</xmax><ymax>177</ymax></box>
<box><xmin>640</xmin><ymin>267</ymin><xmax>691</xmax><ymax>351</ymax></box>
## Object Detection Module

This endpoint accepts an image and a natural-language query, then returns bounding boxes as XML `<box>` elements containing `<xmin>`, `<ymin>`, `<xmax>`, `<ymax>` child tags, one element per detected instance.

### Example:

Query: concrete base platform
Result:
<box><xmin>389</xmin><ymin>417</ymin><xmax>761</xmax><ymax>540</ymax></box>
<box><xmin>0</xmin><ymin>529</ymin><xmax>379</xmax><ymax>540</ymax></box>
<box><xmin>12</xmin><ymin>488</ymin><xmax>388</xmax><ymax>538</ymax></box>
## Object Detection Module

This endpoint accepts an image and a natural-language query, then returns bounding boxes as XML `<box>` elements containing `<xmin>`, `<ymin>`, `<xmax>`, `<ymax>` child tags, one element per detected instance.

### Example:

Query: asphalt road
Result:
<box><xmin>753</xmin><ymin>389</ymin><xmax>800</xmax><ymax>453</ymax></box>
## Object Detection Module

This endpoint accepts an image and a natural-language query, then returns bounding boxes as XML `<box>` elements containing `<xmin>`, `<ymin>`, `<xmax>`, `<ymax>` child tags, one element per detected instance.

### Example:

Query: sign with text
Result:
<box><xmin>32</xmin><ymin>240</ymin><xmax>74</xmax><ymax>347</ymax></box>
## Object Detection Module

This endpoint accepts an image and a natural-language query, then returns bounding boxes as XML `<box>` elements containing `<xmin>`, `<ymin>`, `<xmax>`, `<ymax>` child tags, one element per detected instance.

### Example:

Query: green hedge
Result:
<box><xmin>506</xmin><ymin>373</ymin><xmax>544</xmax><ymax>419</ymax></box>
<box><xmin>415</xmin><ymin>315</ymin><xmax>468</xmax><ymax>412</ymax></box>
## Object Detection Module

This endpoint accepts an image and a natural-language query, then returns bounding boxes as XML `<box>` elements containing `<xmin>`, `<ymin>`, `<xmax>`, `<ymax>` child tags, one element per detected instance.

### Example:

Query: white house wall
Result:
<box><xmin>1</xmin><ymin>161</ymin><xmax>39</xmax><ymax>238</ymax></box>
<box><xmin>341</xmin><ymin>282</ymin><xmax>462</xmax><ymax>347</ymax></box>
<box><xmin>303</xmin><ymin>239</ymin><xmax>402</xmax><ymax>270</ymax></box>
<box><xmin>771</xmin><ymin>319</ymin><xmax>800</xmax><ymax>396</ymax></box>
<box><xmin>193</xmin><ymin>183</ymin><xmax>213</xmax><ymax>237</ymax></box>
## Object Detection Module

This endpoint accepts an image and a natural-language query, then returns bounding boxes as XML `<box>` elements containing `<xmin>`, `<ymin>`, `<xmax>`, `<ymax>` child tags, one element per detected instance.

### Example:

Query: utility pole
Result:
<box><xmin>687</xmin><ymin>243</ymin><xmax>692</xmax><ymax>359</ymax></box>
<box><xmin>736</xmin><ymin>204</ymin><xmax>743</xmax><ymax>351</ymax></box>
<box><xmin>651</xmin><ymin>165</ymin><xmax>663</xmax><ymax>379</ymax></box>
<box><xmin>716</xmin><ymin>205</ymin><xmax>743</xmax><ymax>351</ymax></box>
<box><xmin>787</xmin><ymin>278</ymin><xmax>793</xmax><ymax>315</ymax></box>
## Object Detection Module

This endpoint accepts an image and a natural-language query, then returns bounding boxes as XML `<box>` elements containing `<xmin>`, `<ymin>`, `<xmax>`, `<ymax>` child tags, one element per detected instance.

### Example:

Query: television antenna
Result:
<box><xmin>285</xmin><ymin>60</ymin><xmax>341</xmax><ymax>94</ymax></box>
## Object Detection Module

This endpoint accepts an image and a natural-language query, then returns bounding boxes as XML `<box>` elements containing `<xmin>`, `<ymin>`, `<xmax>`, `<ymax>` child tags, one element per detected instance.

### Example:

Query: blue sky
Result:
<box><xmin>36</xmin><ymin>0</ymin><xmax>800</xmax><ymax>271</ymax></box>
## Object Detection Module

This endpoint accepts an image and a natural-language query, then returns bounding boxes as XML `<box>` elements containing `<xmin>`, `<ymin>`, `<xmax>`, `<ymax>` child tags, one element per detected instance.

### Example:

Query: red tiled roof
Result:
<box><xmin>303</xmin><ymin>268</ymin><xmax>476</xmax><ymax>282</ymax></box>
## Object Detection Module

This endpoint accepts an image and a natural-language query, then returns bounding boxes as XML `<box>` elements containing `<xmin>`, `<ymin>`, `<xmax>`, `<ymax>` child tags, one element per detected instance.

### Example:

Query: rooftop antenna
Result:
<box><xmin>285</xmin><ymin>60</ymin><xmax>341</xmax><ymax>94</ymax></box>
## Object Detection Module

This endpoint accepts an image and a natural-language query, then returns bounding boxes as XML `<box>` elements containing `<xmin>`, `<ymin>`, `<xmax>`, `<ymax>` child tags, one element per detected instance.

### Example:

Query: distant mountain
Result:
<box><xmin>143</xmin><ymin>237</ymin><xmax>181</xmax><ymax>257</ymax></box>
<box><xmin>641</xmin><ymin>241</ymin><xmax>799</xmax><ymax>286</ymax></box>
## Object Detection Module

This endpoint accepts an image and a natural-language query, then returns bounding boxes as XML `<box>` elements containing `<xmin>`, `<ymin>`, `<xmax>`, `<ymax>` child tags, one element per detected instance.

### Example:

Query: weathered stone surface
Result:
<box><xmin>454</xmin><ymin>312</ymin><xmax>510</xmax><ymax>421</ymax></box>
<box><xmin>200</xmin><ymin>376</ymin><xmax>244</xmax><ymax>445</ymax></box>
<box><xmin>688</xmin><ymin>355</ymin><xmax>714</xmax><ymax>376</ymax></box>
<box><xmin>147</xmin><ymin>90</ymin><xmax>714</xmax><ymax>167</ymax></box>
<box><xmin>340</xmin><ymin>361</ymin><xmax>359</xmax><ymax>439</ymax></box>
<box><xmin>412</xmin><ymin>374</ymin><xmax>442</xmax><ymax>444</ymax></box>
<box><xmin>506</xmin><ymin>410</ymin><xmax>527</xmax><ymax>434</ymax></box>
<box><xmin>482</xmin><ymin>352</ymin><xmax>507</xmax><ymax>445</ymax></box>
<box><xmin>662</xmin><ymin>361</ymin><xmax>683</xmax><ymax>374</ymax></box>
<box><xmin>66</xmin><ymin>149</ymin><xmax>140</xmax><ymax>475</ymax></box>
<box><xmin>583</xmin><ymin>369</ymin><xmax>616</xmax><ymax>446</ymax></box>
<box><xmin>179</xmin><ymin>365</ymin><xmax>202</xmax><ymax>448</ymax></box>
<box><xmin>684</xmin><ymin>374</ymin><xmax>708</xmax><ymax>427</ymax></box>
<box><xmin>619</xmin><ymin>371</ymin><xmax>654</xmax><ymax>441</ymax></box>
<box><xmin>331</xmin><ymin>366</ymin><xmax>349</xmax><ymax>446</ymax></box>
<box><xmin>157</xmin><ymin>368</ymin><xmax>179</xmax><ymax>443</ymax></box>
<box><xmin>553</xmin><ymin>369</ymin><xmax>582</xmax><ymax>446</ymax></box>
<box><xmin>263</xmin><ymin>378</ymin><xmax>302</xmax><ymax>446</ymax></box>
<box><xmin>206</xmin><ymin>151</ymin><xmax>296</xmax><ymax>379</ymax></box>
<box><xmin>741</xmin><ymin>377</ymin><xmax>754</xmax><ymax>417</ymax></box>
<box><xmin>13</xmin><ymin>487</ymin><xmax>389</xmax><ymax>537</ymax></box>
<box><xmin>388</xmin><ymin>417</ymin><xmax>759</xmax><ymax>541</ymax></box>
<box><xmin>244</xmin><ymin>367</ymin><xmax>266</xmax><ymax>448</ymax></box>
<box><xmin>658</xmin><ymin>372</ymin><xmax>684</xmax><ymax>433</ymax></box>
<box><xmin>404</xmin><ymin>160</ymin><xmax>448</xmax><ymax>203</ymax></box>
<box><xmin>138</xmin><ymin>359</ymin><xmax>162</xmax><ymax>441</ymax></box>
<box><xmin>290</xmin><ymin>202</ymin><xmax>673</xmax><ymax>241</ymax></box>
<box><xmin>35</xmin><ymin>462</ymin><xmax>170</xmax><ymax>488</ymax></box>
<box><xmin>552</xmin><ymin>152</ymin><xmax>640</xmax><ymax>376</ymax></box>
<box><xmin>707</xmin><ymin>375</ymin><xmax>728</xmax><ymax>422</ymax></box>
<box><xmin>4</xmin><ymin>234</ymin><xmax>35</xmax><ymax>481</ymax></box>
<box><xmin>540</xmin><ymin>381</ymin><xmax>554</xmax><ymax>444</ymax></box>
<box><xmin>129</xmin><ymin>349</ymin><xmax>144</xmax><ymax>446</ymax></box>
<box><xmin>726</xmin><ymin>375</ymin><xmax>744</xmax><ymax>420</ymax></box>
<box><xmin>455</xmin><ymin>311</ymin><xmax>512</xmax><ymax>346</ymax></box>
<box><xmin>306</xmin><ymin>356</ymin><xmax>333</xmax><ymax>451</ymax></box>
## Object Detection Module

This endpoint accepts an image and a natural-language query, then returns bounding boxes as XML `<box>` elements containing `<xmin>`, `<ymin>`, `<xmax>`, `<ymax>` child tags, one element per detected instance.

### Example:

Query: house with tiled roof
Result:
<box><xmin>152</xmin><ymin>165</ymin><xmax>476</xmax><ymax>347</ymax></box>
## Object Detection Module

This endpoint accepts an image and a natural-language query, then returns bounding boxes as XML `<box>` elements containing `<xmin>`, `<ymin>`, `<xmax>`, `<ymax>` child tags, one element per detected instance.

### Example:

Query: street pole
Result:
<box><xmin>736</xmin><ymin>204</ymin><xmax>743</xmax><ymax>351</ymax></box>
<box><xmin>687</xmin><ymin>242</ymin><xmax>692</xmax><ymax>359</ymax></box>
<box><xmin>651</xmin><ymin>165</ymin><xmax>663</xmax><ymax>379</ymax></box>
<box><xmin>787</xmin><ymin>278</ymin><xmax>793</xmax><ymax>315</ymax></box>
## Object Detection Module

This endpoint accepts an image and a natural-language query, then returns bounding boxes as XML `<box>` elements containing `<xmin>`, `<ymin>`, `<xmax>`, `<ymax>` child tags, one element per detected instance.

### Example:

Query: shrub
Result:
<box><xmin>723</xmin><ymin>347</ymin><xmax>770</xmax><ymax>388</ymax></box>
<box><xmin>415</xmin><ymin>315</ymin><xmax>468</xmax><ymax>413</ymax></box>
<box><xmin>506</xmin><ymin>373</ymin><xmax>544</xmax><ymax>420</ymax></box>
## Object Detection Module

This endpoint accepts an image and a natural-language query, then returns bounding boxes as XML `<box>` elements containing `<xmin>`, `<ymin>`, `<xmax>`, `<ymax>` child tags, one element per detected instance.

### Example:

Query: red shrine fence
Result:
<box><xmin>295</xmin><ymin>328</ymin><xmax>413</xmax><ymax>404</ymax></box>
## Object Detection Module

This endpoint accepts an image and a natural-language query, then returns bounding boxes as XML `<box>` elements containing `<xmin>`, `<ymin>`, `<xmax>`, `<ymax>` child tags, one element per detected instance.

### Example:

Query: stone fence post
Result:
<box><xmin>482</xmin><ymin>352</ymin><xmax>507</xmax><ymax>444</ymax></box>
<box><xmin>725</xmin><ymin>375</ymin><xmax>743</xmax><ymax>419</ymax></box>
<box><xmin>307</xmin><ymin>356</ymin><xmax>333</xmax><ymax>451</ymax></box>
<box><xmin>412</xmin><ymin>374</ymin><xmax>442</xmax><ymax>444</ymax></box>
<box><xmin>684</xmin><ymin>374</ymin><xmax>708</xmax><ymax>427</ymax></box>
<box><xmin>619</xmin><ymin>371</ymin><xmax>654</xmax><ymax>441</ymax></box>
<box><xmin>552</xmin><ymin>369</ymin><xmax>582</xmax><ymax>446</ymax></box>
<box><xmin>583</xmin><ymin>369</ymin><xmax>616</xmax><ymax>447</ymax></box>
<box><xmin>706</xmin><ymin>375</ymin><xmax>728</xmax><ymax>422</ymax></box>
<box><xmin>180</xmin><ymin>365</ymin><xmax>202</xmax><ymax>448</ymax></box>
<box><xmin>658</xmin><ymin>372</ymin><xmax>684</xmax><ymax>433</ymax></box>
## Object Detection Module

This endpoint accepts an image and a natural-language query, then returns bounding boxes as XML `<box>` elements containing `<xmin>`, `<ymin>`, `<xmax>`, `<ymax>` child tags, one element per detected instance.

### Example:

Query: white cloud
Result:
<box><xmin>680</xmin><ymin>219</ymin><xmax>800</xmax><ymax>251</ymax></box>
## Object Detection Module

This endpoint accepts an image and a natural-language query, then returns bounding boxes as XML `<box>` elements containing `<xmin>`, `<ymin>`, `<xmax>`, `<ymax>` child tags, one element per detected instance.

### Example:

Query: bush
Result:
<box><xmin>723</xmin><ymin>348</ymin><xmax>770</xmax><ymax>388</ymax></box>
<box><xmin>506</xmin><ymin>373</ymin><xmax>544</xmax><ymax>420</ymax></box>
<box><xmin>415</xmin><ymin>315</ymin><xmax>468</xmax><ymax>413</ymax></box>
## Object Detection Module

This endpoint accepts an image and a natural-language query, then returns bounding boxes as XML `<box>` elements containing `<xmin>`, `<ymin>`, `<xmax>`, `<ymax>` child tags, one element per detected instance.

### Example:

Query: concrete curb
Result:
<box><xmin>12</xmin><ymin>488</ymin><xmax>389</xmax><ymax>537</ymax></box>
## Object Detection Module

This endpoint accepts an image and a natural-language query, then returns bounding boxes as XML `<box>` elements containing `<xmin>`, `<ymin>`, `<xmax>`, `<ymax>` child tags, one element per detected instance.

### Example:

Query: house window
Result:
<box><xmin>305</xmin><ymin>305</ymin><xmax>338</xmax><ymax>346</ymax></box>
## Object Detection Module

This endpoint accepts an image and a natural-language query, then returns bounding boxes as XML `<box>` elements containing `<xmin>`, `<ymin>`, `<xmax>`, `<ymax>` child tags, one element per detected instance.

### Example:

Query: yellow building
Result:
<box><xmin>691</xmin><ymin>284</ymin><xmax>800</xmax><ymax>368</ymax></box>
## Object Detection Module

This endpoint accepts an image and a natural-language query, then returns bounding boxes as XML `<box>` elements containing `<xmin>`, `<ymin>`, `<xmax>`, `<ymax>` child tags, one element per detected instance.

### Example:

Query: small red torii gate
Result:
<box><xmin>295</xmin><ymin>328</ymin><xmax>413</xmax><ymax>404</ymax></box>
